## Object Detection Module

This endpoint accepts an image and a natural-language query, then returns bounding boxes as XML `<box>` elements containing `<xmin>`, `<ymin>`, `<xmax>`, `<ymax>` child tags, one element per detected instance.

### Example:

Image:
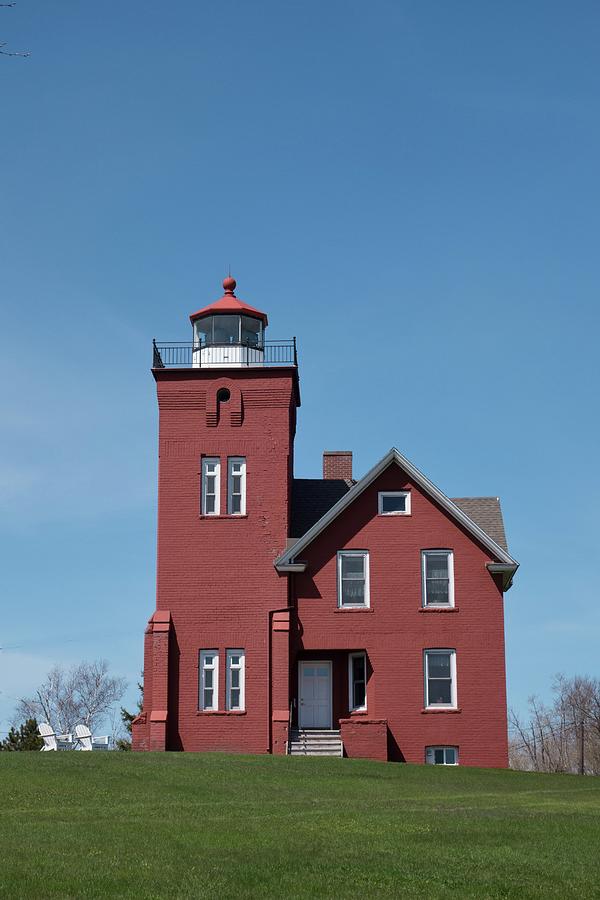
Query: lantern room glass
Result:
<box><xmin>194</xmin><ymin>315</ymin><xmax>263</xmax><ymax>348</ymax></box>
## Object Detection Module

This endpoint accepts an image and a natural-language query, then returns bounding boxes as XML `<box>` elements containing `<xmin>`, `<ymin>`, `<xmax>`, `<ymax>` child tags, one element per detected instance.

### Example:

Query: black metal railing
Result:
<box><xmin>152</xmin><ymin>338</ymin><xmax>297</xmax><ymax>368</ymax></box>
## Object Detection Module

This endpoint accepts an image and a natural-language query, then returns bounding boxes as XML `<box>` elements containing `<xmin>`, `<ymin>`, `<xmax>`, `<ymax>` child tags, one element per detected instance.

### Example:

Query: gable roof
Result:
<box><xmin>277</xmin><ymin>448</ymin><xmax>518</xmax><ymax>587</ymax></box>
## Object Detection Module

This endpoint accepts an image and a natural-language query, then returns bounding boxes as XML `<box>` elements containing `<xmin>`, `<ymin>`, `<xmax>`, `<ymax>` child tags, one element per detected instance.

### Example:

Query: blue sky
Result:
<box><xmin>1</xmin><ymin>1</ymin><xmax>599</xmax><ymax>734</ymax></box>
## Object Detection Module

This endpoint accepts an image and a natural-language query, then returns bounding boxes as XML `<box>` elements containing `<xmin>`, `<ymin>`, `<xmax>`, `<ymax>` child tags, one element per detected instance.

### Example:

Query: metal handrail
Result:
<box><xmin>286</xmin><ymin>701</ymin><xmax>293</xmax><ymax>755</ymax></box>
<box><xmin>152</xmin><ymin>339</ymin><xmax>297</xmax><ymax>368</ymax></box>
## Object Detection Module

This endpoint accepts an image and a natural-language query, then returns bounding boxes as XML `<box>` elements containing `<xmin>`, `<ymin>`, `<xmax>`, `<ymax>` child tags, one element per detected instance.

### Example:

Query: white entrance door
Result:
<box><xmin>299</xmin><ymin>661</ymin><xmax>332</xmax><ymax>728</ymax></box>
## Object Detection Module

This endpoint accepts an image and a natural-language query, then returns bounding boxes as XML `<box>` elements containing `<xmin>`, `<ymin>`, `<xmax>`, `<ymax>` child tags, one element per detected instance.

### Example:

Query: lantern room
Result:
<box><xmin>189</xmin><ymin>276</ymin><xmax>268</xmax><ymax>368</ymax></box>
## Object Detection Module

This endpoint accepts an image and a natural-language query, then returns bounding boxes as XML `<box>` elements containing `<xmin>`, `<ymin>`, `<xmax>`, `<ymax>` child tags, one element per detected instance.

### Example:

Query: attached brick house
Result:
<box><xmin>132</xmin><ymin>277</ymin><xmax>519</xmax><ymax>766</ymax></box>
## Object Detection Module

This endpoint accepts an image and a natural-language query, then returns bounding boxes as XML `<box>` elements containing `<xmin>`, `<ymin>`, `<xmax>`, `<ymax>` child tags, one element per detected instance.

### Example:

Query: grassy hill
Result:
<box><xmin>0</xmin><ymin>753</ymin><xmax>598</xmax><ymax>899</ymax></box>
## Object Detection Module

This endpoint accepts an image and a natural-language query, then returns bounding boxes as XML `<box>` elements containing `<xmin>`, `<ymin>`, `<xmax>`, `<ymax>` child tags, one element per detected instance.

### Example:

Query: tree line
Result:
<box><xmin>509</xmin><ymin>674</ymin><xmax>600</xmax><ymax>775</ymax></box>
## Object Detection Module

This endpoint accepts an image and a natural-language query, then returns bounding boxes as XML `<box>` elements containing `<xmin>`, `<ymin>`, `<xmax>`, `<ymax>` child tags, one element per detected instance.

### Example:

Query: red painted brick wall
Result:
<box><xmin>293</xmin><ymin>463</ymin><xmax>509</xmax><ymax>768</ymax></box>
<box><xmin>340</xmin><ymin>718</ymin><xmax>388</xmax><ymax>761</ymax></box>
<box><xmin>138</xmin><ymin>367</ymin><xmax>299</xmax><ymax>753</ymax></box>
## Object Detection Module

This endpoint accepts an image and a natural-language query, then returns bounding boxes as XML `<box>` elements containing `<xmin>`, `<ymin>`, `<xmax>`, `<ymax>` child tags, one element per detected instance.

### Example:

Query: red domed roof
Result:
<box><xmin>189</xmin><ymin>277</ymin><xmax>268</xmax><ymax>325</ymax></box>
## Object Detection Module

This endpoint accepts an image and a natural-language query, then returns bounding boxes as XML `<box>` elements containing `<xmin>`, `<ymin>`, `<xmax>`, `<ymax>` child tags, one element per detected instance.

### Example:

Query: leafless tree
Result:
<box><xmin>1</xmin><ymin>2</ymin><xmax>30</xmax><ymax>58</ymax></box>
<box><xmin>17</xmin><ymin>660</ymin><xmax>127</xmax><ymax>735</ymax></box>
<box><xmin>509</xmin><ymin>674</ymin><xmax>600</xmax><ymax>775</ymax></box>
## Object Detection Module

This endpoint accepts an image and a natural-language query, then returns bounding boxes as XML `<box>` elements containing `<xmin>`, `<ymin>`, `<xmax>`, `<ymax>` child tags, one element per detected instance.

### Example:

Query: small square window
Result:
<box><xmin>378</xmin><ymin>492</ymin><xmax>410</xmax><ymax>516</ymax></box>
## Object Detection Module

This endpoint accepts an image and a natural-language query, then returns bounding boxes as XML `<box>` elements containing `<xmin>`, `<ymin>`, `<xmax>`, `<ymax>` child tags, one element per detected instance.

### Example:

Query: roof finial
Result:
<box><xmin>222</xmin><ymin>274</ymin><xmax>236</xmax><ymax>295</ymax></box>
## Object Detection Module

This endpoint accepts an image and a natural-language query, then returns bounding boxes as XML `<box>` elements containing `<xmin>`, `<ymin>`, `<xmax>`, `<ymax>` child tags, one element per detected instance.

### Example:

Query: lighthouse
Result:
<box><xmin>135</xmin><ymin>276</ymin><xmax>299</xmax><ymax>753</ymax></box>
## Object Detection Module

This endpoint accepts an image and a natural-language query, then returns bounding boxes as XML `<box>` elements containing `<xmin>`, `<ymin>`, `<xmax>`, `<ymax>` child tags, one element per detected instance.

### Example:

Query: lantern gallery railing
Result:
<box><xmin>152</xmin><ymin>339</ymin><xmax>298</xmax><ymax>368</ymax></box>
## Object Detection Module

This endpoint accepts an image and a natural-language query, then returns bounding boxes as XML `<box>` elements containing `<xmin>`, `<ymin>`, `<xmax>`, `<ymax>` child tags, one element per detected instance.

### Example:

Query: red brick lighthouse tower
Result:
<box><xmin>133</xmin><ymin>277</ymin><xmax>299</xmax><ymax>752</ymax></box>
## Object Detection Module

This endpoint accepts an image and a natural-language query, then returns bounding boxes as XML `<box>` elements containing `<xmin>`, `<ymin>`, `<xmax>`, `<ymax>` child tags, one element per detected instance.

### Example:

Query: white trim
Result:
<box><xmin>337</xmin><ymin>550</ymin><xmax>370</xmax><ymax>608</ymax></box>
<box><xmin>424</xmin><ymin>649</ymin><xmax>457</xmax><ymax>709</ymax></box>
<box><xmin>348</xmin><ymin>652</ymin><xmax>367</xmax><ymax>711</ymax></box>
<box><xmin>275</xmin><ymin>449</ymin><xmax>518</xmax><ymax>582</ymax></box>
<box><xmin>378</xmin><ymin>491</ymin><xmax>411</xmax><ymax>516</ymax></box>
<box><xmin>199</xmin><ymin>650</ymin><xmax>219</xmax><ymax>711</ymax></box>
<box><xmin>227</xmin><ymin>457</ymin><xmax>246</xmax><ymax>516</ymax></box>
<box><xmin>422</xmin><ymin>550</ymin><xmax>455</xmax><ymax>607</ymax></box>
<box><xmin>201</xmin><ymin>457</ymin><xmax>220</xmax><ymax>516</ymax></box>
<box><xmin>226</xmin><ymin>649</ymin><xmax>245</xmax><ymax>711</ymax></box>
<box><xmin>426</xmin><ymin>746</ymin><xmax>459</xmax><ymax>765</ymax></box>
<box><xmin>298</xmin><ymin>660</ymin><xmax>332</xmax><ymax>729</ymax></box>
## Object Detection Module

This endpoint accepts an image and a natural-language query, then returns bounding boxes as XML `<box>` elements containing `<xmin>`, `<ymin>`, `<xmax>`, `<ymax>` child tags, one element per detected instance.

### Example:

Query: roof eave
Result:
<box><xmin>487</xmin><ymin>561</ymin><xmax>520</xmax><ymax>591</ymax></box>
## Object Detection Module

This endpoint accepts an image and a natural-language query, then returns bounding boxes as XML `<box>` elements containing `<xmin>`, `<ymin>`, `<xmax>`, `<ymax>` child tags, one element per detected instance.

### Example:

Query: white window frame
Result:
<box><xmin>227</xmin><ymin>457</ymin><xmax>246</xmax><ymax>516</ymax></box>
<box><xmin>199</xmin><ymin>650</ymin><xmax>219</xmax><ymax>711</ymax></box>
<box><xmin>348</xmin><ymin>652</ymin><xmax>367</xmax><ymax>711</ymax></box>
<box><xmin>337</xmin><ymin>550</ymin><xmax>370</xmax><ymax>608</ymax></box>
<box><xmin>226</xmin><ymin>649</ymin><xmax>245</xmax><ymax>711</ymax></box>
<box><xmin>421</xmin><ymin>550</ymin><xmax>454</xmax><ymax>607</ymax></box>
<box><xmin>378</xmin><ymin>491</ymin><xmax>411</xmax><ymax>516</ymax></box>
<box><xmin>424</xmin><ymin>649</ymin><xmax>457</xmax><ymax>709</ymax></box>
<box><xmin>426</xmin><ymin>746</ymin><xmax>459</xmax><ymax>765</ymax></box>
<box><xmin>201</xmin><ymin>457</ymin><xmax>220</xmax><ymax>516</ymax></box>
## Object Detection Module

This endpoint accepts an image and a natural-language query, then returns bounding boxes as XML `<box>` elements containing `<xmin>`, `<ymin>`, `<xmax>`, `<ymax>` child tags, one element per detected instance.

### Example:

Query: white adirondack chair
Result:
<box><xmin>38</xmin><ymin>722</ymin><xmax>74</xmax><ymax>751</ymax></box>
<box><xmin>74</xmin><ymin>724</ymin><xmax>93</xmax><ymax>751</ymax></box>
<box><xmin>74</xmin><ymin>724</ymin><xmax>110</xmax><ymax>751</ymax></box>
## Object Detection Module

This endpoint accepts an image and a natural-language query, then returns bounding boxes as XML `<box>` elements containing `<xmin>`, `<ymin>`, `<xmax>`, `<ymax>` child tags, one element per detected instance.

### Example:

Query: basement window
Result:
<box><xmin>378</xmin><ymin>491</ymin><xmax>410</xmax><ymax>515</ymax></box>
<box><xmin>426</xmin><ymin>746</ymin><xmax>458</xmax><ymax>765</ymax></box>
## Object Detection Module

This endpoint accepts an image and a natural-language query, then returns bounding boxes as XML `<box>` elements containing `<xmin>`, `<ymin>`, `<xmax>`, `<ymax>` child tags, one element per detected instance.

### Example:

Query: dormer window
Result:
<box><xmin>378</xmin><ymin>491</ymin><xmax>410</xmax><ymax>516</ymax></box>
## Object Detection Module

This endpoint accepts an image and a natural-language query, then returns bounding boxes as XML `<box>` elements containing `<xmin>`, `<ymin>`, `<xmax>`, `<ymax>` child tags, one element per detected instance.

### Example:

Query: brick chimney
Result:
<box><xmin>323</xmin><ymin>450</ymin><xmax>353</xmax><ymax>481</ymax></box>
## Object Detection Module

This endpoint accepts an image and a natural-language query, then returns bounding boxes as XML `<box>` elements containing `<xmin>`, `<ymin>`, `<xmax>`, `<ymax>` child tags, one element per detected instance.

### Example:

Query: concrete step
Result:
<box><xmin>289</xmin><ymin>728</ymin><xmax>343</xmax><ymax>757</ymax></box>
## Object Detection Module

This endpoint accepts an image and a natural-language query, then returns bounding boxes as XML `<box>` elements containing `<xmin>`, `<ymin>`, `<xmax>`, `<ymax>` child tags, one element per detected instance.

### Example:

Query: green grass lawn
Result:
<box><xmin>0</xmin><ymin>753</ymin><xmax>599</xmax><ymax>899</ymax></box>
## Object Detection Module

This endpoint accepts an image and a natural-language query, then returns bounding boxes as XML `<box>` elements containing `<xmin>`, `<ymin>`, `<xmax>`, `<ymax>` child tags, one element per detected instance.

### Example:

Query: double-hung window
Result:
<box><xmin>422</xmin><ymin>550</ymin><xmax>454</xmax><ymax>607</ymax></box>
<box><xmin>424</xmin><ymin>650</ymin><xmax>457</xmax><ymax>708</ymax></box>
<box><xmin>226</xmin><ymin>649</ymin><xmax>245</xmax><ymax>711</ymax></box>
<box><xmin>199</xmin><ymin>650</ymin><xmax>219</xmax><ymax>711</ymax></box>
<box><xmin>202</xmin><ymin>458</ymin><xmax>220</xmax><ymax>516</ymax></box>
<box><xmin>426</xmin><ymin>746</ymin><xmax>458</xmax><ymax>765</ymax></box>
<box><xmin>337</xmin><ymin>551</ymin><xmax>370</xmax><ymax>608</ymax></box>
<box><xmin>227</xmin><ymin>457</ymin><xmax>246</xmax><ymax>515</ymax></box>
<box><xmin>348</xmin><ymin>652</ymin><xmax>367</xmax><ymax>711</ymax></box>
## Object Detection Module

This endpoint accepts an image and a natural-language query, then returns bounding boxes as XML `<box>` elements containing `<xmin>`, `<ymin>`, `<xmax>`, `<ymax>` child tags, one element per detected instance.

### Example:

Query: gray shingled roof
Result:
<box><xmin>451</xmin><ymin>497</ymin><xmax>508</xmax><ymax>551</ymax></box>
<box><xmin>291</xmin><ymin>479</ymin><xmax>508</xmax><ymax>551</ymax></box>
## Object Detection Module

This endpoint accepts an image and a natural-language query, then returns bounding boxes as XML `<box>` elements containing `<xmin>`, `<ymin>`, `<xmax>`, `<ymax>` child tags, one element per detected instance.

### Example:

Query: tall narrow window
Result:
<box><xmin>227</xmin><ymin>457</ymin><xmax>246</xmax><ymax>515</ymax></box>
<box><xmin>422</xmin><ymin>550</ymin><xmax>454</xmax><ymax>606</ymax></box>
<box><xmin>226</xmin><ymin>649</ymin><xmax>245</xmax><ymax>711</ymax></box>
<box><xmin>424</xmin><ymin>650</ymin><xmax>457</xmax><ymax>708</ymax></box>
<box><xmin>348</xmin><ymin>652</ymin><xmax>367</xmax><ymax>711</ymax></box>
<box><xmin>337</xmin><ymin>551</ymin><xmax>370</xmax><ymax>608</ymax></box>
<box><xmin>202</xmin><ymin>458</ymin><xmax>220</xmax><ymax>516</ymax></box>
<box><xmin>199</xmin><ymin>650</ymin><xmax>219</xmax><ymax>711</ymax></box>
